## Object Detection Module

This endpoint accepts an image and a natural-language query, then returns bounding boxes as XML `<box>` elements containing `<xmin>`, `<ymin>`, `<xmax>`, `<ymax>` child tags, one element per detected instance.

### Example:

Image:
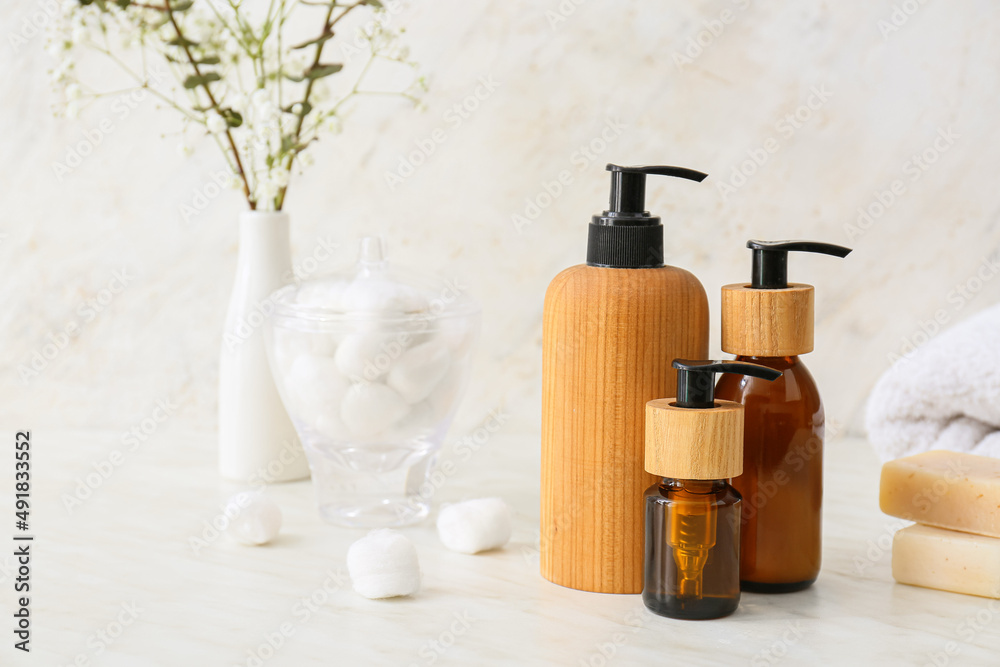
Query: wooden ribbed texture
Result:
<box><xmin>644</xmin><ymin>399</ymin><xmax>743</xmax><ymax>479</ymax></box>
<box><xmin>540</xmin><ymin>265</ymin><xmax>709</xmax><ymax>594</ymax></box>
<box><xmin>721</xmin><ymin>283</ymin><xmax>814</xmax><ymax>357</ymax></box>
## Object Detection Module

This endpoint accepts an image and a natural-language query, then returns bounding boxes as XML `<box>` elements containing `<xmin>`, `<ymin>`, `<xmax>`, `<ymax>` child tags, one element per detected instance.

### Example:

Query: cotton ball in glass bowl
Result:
<box><xmin>224</xmin><ymin>491</ymin><xmax>283</xmax><ymax>546</ymax></box>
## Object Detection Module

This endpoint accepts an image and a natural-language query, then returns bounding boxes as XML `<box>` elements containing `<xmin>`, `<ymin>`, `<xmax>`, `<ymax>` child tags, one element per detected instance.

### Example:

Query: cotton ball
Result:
<box><xmin>387</xmin><ymin>341</ymin><xmax>451</xmax><ymax>404</ymax></box>
<box><xmin>341</xmin><ymin>383</ymin><xmax>410</xmax><ymax>437</ymax></box>
<box><xmin>347</xmin><ymin>529</ymin><xmax>421</xmax><ymax>599</ymax></box>
<box><xmin>335</xmin><ymin>333</ymin><xmax>395</xmax><ymax>380</ymax></box>
<box><xmin>343</xmin><ymin>279</ymin><xmax>428</xmax><ymax>314</ymax></box>
<box><xmin>437</xmin><ymin>498</ymin><xmax>511</xmax><ymax>554</ymax></box>
<box><xmin>285</xmin><ymin>354</ymin><xmax>349</xmax><ymax>424</ymax></box>
<box><xmin>224</xmin><ymin>491</ymin><xmax>282</xmax><ymax>546</ymax></box>
<box><xmin>307</xmin><ymin>333</ymin><xmax>338</xmax><ymax>357</ymax></box>
<box><xmin>296</xmin><ymin>279</ymin><xmax>349</xmax><ymax>310</ymax></box>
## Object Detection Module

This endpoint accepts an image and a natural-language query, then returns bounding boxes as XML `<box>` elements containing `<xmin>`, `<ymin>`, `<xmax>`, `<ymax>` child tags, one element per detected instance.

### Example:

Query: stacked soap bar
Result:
<box><xmin>880</xmin><ymin>450</ymin><xmax>1000</xmax><ymax>599</ymax></box>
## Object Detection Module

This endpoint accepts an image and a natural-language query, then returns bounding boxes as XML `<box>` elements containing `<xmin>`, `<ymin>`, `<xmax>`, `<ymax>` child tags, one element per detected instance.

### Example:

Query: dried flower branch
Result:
<box><xmin>47</xmin><ymin>0</ymin><xmax>423</xmax><ymax>211</ymax></box>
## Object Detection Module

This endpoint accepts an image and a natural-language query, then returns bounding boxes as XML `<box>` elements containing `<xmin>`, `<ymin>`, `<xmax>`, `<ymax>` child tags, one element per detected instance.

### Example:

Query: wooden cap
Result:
<box><xmin>721</xmin><ymin>283</ymin><xmax>814</xmax><ymax>356</ymax></box>
<box><xmin>645</xmin><ymin>399</ymin><xmax>743</xmax><ymax>479</ymax></box>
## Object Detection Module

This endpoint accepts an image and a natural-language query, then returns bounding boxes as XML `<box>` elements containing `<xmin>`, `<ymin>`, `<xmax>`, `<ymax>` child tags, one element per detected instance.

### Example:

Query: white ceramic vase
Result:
<box><xmin>219</xmin><ymin>211</ymin><xmax>309</xmax><ymax>483</ymax></box>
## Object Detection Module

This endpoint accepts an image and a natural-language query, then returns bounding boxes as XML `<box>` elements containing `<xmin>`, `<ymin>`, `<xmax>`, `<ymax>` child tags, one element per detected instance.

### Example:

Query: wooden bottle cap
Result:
<box><xmin>721</xmin><ymin>283</ymin><xmax>814</xmax><ymax>357</ymax></box>
<box><xmin>645</xmin><ymin>399</ymin><xmax>744</xmax><ymax>479</ymax></box>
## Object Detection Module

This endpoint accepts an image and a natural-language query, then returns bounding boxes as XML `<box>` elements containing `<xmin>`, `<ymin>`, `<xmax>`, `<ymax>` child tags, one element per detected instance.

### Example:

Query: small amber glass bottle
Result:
<box><xmin>643</xmin><ymin>360</ymin><xmax>780</xmax><ymax>620</ymax></box>
<box><xmin>643</xmin><ymin>478</ymin><xmax>742</xmax><ymax>619</ymax></box>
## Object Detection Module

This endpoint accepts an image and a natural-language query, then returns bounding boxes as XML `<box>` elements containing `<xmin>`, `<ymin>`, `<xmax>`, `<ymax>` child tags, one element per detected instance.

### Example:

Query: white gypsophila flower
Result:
<box><xmin>71</xmin><ymin>25</ymin><xmax>88</xmax><ymax>44</ymax></box>
<box><xmin>250</xmin><ymin>88</ymin><xmax>270</xmax><ymax>110</ymax></box>
<box><xmin>290</xmin><ymin>103</ymin><xmax>303</xmax><ymax>115</ymax></box>
<box><xmin>299</xmin><ymin>151</ymin><xmax>314</xmax><ymax>167</ymax></box>
<box><xmin>65</xmin><ymin>101</ymin><xmax>79</xmax><ymax>119</ymax></box>
<box><xmin>207</xmin><ymin>112</ymin><xmax>228</xmax><ymax>134</ymax></box>
<box><xmin>65</xmin><ymin>83</ymin><xmax>82</xmax><ymax>100</ymax></box>
<box><xmin>257</xmin><ymin>178</ymin><xmax>279</xmax><ymax>205</ymax></box>
<box><xmin>271</xmin><ymin>168</ymin><xmax>290</xmax><ymax>188</ymax></box>
<box><xmin>224</xmin><ymin>35</ymin><xmax>241</xmax><ymax>57</ymax></box>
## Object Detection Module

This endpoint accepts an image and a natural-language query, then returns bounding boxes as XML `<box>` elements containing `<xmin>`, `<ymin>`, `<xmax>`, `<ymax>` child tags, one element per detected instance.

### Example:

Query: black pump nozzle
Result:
<box><xmin>673</xmin><ymin>359</ymin><xmax>781</xmax><ymax>409</ymax></box>
<box><xmin>747</xmin><ymin>240</ymin><xmax>852</xmax><ymax>289</ymax></box>
<box><xmin>587</xmin><ymin>163</ymin><xmax>708</xmax><ymax>269</ymax></box>
<box><xmin>605</xmin><ymin>164</ymin><xmax>709</xmax><ymax>216</ymax></box>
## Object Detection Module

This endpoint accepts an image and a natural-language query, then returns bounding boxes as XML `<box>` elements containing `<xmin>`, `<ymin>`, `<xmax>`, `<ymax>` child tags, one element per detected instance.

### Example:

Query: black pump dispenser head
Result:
<box><xmin>586</xmin><ymin>164</ymin><xmax>707</xmax><ymax>269</ymax></box>
<box><xmin>747</xmin><ymin>240</ymin><xmax>853</xmax><ymax>289</ymax></box>
<box><xmin>673</xmin><ymin>359</ymin><xmax>781</xmax><ymax>409</ymax></box>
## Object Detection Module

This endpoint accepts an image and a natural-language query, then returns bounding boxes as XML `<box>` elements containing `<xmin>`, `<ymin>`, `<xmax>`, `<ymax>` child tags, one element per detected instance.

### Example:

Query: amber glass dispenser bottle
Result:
<box><xmin>644</xmin><ymin>360</ymin><xmax>780</xmax><ymax>620</ymax></box>
<box><xmin>715</xmin><ymin>240</ymin><xmax>851</xmax><ymax>593</ymax></box>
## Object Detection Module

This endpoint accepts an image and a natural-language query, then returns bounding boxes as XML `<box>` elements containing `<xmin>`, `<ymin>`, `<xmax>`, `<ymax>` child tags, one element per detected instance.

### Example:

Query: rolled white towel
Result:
<box><xmin>866</xmin><ymin>304</ymin><xmax>1000</xmax><ymax>461</ymax></box>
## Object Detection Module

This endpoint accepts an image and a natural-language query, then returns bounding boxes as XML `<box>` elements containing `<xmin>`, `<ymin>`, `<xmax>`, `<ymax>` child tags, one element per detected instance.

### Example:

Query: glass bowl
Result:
<box><xmin>264</xmin><ymin>238</ymin><xmax>480</xmax><ymax>527</ymax></box>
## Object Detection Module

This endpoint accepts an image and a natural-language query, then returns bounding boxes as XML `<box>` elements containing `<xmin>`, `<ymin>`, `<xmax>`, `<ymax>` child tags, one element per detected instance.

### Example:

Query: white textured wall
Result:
<box><xmin>3</xmin><ymin>0</ymin><xmax>1000</xmax><ymax>438</ymax></box>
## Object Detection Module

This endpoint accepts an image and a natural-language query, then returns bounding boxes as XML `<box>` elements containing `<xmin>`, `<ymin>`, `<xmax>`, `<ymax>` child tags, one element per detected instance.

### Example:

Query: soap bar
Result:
<box><xmin>893</xmin><ymin>524</ymin><xmax>1000</xmax><ymax>599</ymax></box>
<box><xmin>879</xmin><ymin>450</ymin><xmax>1000</xmax><ymax>538</ymax></box>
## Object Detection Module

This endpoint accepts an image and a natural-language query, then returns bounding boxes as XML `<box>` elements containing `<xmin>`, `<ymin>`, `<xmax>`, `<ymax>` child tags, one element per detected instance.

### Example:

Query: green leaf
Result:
<box><xmin>305</xmin><ymin>63</ymin><xmax>343</xmax><ymax>80</ymax></box>
<box><xmin>167</xmin><ymin>36</ymin><xmax>199</xmax><ymax>47</ymax></box>
<box><xmin>182</xmin><ymin>72</ymin><xmax>221</xmax><ymax>89</ymax></box>
<box><xmin>291</xmin><ymin>31</ymin><xmax>334</xmax><ymax>50</ymax></box>
<box><xmin>364</xmin><ymin>0</ymin><xmax>384</xmax><ymax>8</ymax></box>
<box><xmin>195</xmin><ymin>55</ymin><xmax>221</xmax><ymax>65</ymax></box>
<box><xmin>115</xmin><ymin>0</ymin><xmax>131</xmax><ymax>8</ymax></box>
<box><xmin>219</xmin><ymin>108</ymin><xmax>242</xmax><ymax>128</ymax></box>
<box><xmin>166</xmin><ymin>0</ymin><xmax>193</xmax><ymax>10</ymax></box>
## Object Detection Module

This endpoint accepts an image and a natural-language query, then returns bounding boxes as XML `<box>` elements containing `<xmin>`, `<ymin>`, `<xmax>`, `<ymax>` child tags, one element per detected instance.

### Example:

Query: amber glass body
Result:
<box><xmin>715</xmin><ymin>355</ymin><xmax>823</xmax><ymax>593</ymax></box>
<box><xmin>642</xmin><ymin>479</ymin><xmax>741</xmax><ymax>620</ymax></box>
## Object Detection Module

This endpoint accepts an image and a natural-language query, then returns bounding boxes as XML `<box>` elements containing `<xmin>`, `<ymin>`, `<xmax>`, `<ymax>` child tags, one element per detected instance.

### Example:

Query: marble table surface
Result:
<box><xmin>6</xmin><ymin>427</ymin><xmax>999</xmax><ymax>666</ymax></box>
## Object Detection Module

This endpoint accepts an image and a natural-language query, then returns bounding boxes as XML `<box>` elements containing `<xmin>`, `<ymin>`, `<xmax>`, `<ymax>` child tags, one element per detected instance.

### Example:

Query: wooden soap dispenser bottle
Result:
<box><xmin>644</xmin><ymin>359</ymin><xmax>780</xmax><ymax>620</ymax></box>
<box><xmin>541</xmin><ymin>164</ymin><xmax>710</xmax><ymax>594</ymax></box>
<box><xmin>715</xmin><ymin>239</ymin><xmax>851</xmax><ymax>592</ymax></box>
